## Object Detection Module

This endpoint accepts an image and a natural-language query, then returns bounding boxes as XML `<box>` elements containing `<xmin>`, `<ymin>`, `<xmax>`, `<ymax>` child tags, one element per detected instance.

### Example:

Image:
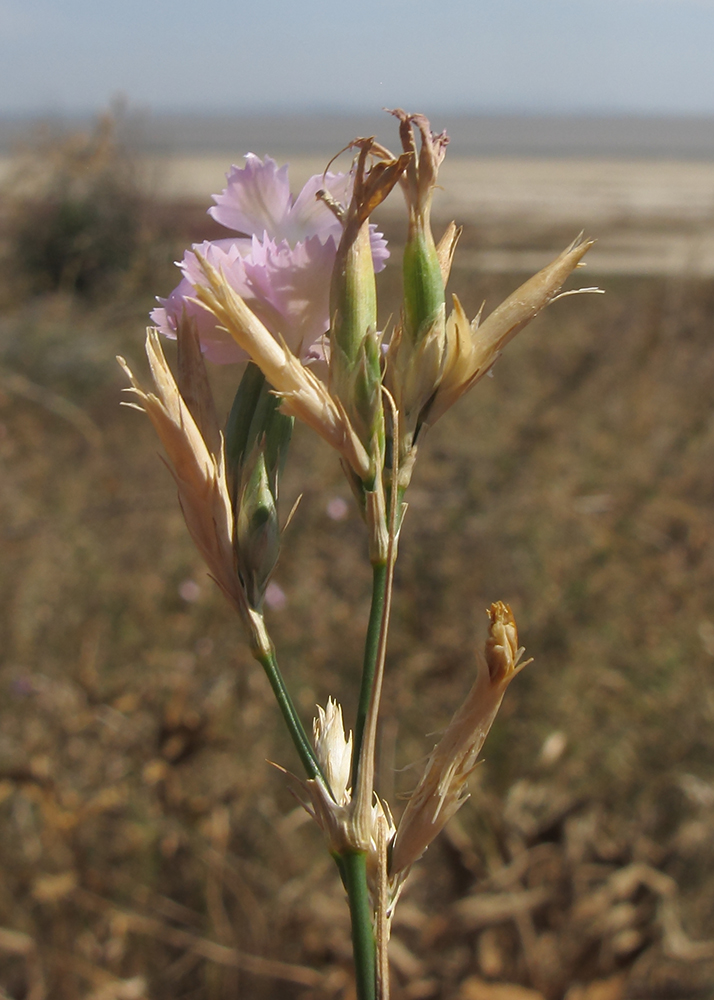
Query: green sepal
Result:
<box><xmin>403</xmin><ymin>223</ymin><xmax>445</xmax><ymax>346</ymax></box>
<box><xmin>225</xmin><ymin>361</ymin><xmax>294</xmax><ymax>501</ymax></box>
<box><xmin>330</xmin><ymin>222</ymin><xmax>378</xmax><ymax>380</ymax></box>
<box><xmin>262</xmin><ymin>399</ymin><xmax>293</xmax><ymax>500</ymax></box>
<box><xmin>225</xmin><ymin>361</ymin><xmax>266</xmax><ymax>478</ymax></box>
<box><xmin>350</xmin><ymin>330</ymin><xmax>385</xmax><ymax>473</ymax></box>
<box><xmin>225</xmin><ymin>361</ymin><xmax>294</xmax><ymax>609</ymax></box>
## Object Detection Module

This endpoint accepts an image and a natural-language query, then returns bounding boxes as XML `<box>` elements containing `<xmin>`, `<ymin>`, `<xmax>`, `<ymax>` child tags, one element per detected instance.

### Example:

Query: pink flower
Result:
<box><xmin>151</xmin><ymin>155</ymin><xmax>389</xmax><ymax>365</ymax></box>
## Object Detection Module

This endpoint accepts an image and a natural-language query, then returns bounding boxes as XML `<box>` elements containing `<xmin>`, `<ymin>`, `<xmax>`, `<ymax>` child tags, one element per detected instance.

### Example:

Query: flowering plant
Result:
<box><xmin>121</xmin><ymin>111</ymin><xmax>599</xmax><ymax>1000</ymax></box>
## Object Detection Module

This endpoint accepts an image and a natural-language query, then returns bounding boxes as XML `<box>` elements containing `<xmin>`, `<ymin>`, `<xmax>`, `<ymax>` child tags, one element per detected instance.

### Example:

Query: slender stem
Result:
<box><xmin>352</xmin><ymin>561</ymin><xmax>388</xmax><ymax>788</ymax></box>
<box><xmin>340</xmin><ymin>851</ymin><xmax>377</xmax><ymax>1000</ymax></box>
<box><xmin>254</xmin><ymin>645</ymin><xmax>323</xmax><ymax>782</ymax></box>
<box><xmin>353</xmin><ymin>390</ymin><xmax>404</xmax><ymax>793</ymax></box>
<box><xmin>353</xmin><ymin>536</ymin><xmax>397</xmax><ymax>827</ymax></box>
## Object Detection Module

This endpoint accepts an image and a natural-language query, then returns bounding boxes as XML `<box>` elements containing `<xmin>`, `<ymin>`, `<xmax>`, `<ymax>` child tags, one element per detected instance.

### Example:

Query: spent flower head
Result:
<box><xmin>313</xmin><ymin>698</ymin><xmax>353</xmax><ymax>807</ymax></box>
<box><xmin>118</xmin><ymin>328</ymin><xmax>243</xmax><ymax>614</ymax></box>
<box><xmin>325</xmin><ymin>139</ymin><xmax>410</xmax><ymax>433</ymax></box>
<box><xmin>389</xmin><ymin>108</ymin><xmax>449</xmax><ymax>347</ymax></box>
<box><xmin>304</xmin><ymin>699</ymin><xmax>396</xmax><ymax>906</ymax></box>
<box><xmin>321</xmin><ymin>137</ymin><xmax>410</xmax><ymax>554</ymax></box>
<box><xmin>382</xmin><ymin>111</ymin><xmax>453</xmax><ymax>487</ymax></box>
<box><xmin>390</xmin><ymin>602</ymin><xmax>531</xmax><ymax>879</ymax></box>
<box><xmin>423</xmin><ymin>235</ymin><xmax>601</xmax><ymax>427</ymax></box>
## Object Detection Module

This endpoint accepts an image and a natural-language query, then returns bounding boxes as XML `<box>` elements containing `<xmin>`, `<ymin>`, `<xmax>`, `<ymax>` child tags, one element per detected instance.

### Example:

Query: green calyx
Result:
<box><xmin>236</xmin><ymin>450</ymin><xmax>280</xmax><ymax>610</ymax></box>
<box><xmin>402</xmin><ymin>220</ymin><xmax>445</xmax><ymax>347</ymax></box>
<box><xmin>329</xmin><ymin>223</ymin><xmax>385</xmax><ymax>487</ymax></box>
<box><xmin>225</xmin><ymin>362</ymin><xmax>292</xmax><ymax>489</ymax></box>
<box><xmin>330</xmin><ymin>224</ymin><xmax>378</xmax><ymax>375</ymax></box>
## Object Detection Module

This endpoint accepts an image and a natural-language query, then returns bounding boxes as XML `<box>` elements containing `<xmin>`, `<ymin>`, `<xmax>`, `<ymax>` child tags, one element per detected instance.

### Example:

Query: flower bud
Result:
<box><xmin>225</xmin><ymin>362</ymin><xmax>293</xmax><ymax>494</ymax></box>
<box><xmin>225</xmin><ymin>362</ymin><xmax>293</xmax><ymax>610</ymax></box>
<box><xmin>235</xmin><ymin>449</ymin><xmax>281</xmax><ymax>610</ymax></box>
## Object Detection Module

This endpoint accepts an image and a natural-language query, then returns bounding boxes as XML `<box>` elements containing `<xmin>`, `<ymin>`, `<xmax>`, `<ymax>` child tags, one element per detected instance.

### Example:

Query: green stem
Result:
<box><xmin>340</xmin><ymin>851</ymin><xmax>377</xmax><ymax>1000</ymax></box>
<box><xmin>255</xmin><ymin>646</ymin><xmax>323</xmax><ymax>783</ymax></box>
<box><xmin>352</xmin><ymin>561</ymin><xmax>388</xmax><ymax>788</ymax></box>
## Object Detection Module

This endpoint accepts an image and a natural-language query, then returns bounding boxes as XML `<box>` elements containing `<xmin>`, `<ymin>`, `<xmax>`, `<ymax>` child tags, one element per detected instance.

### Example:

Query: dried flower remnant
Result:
<box><xmin>304</xmin><ymin>699</ymin><xmax>396</xmax><ymax>905</ymax></box>
<box><xmin>118</xmin><ymin>328</ymin><xmax>243</xmax><ymax>615</ymax></box>
<box><xmin>383</xmin><ymin>112</ymin><xmax>601</xmax><ymax>493</ymax></box>
<box><xmin>313</xmin><ymin>698</ymin><xmax>353</xmax><ymax>809</ymax></box>
<box><xmin>390</xmin><ymin>603</ymin><xmax>531</xmax><ymax>878</ymax></box>
<box><xmin>151</xmin><ymin>155</ymin><xmax>389</xmax><ymax>364</ymax></box>
<box><xmin>385</xmin><ymin>112</ymin><xmax>452</xmax><ymax>483</ymax></box>
<box><xmin>321</xmin><ymin>137</ymin><xmax>411</xmax><ymax>561</ymax></box>
<box><xmin>423</xmin><ymin>235</ymin><xmax>602</xmax><ymax>428</ymax></box>
<box><xmin>390</xmin><ymin>108</ymin><xmax>449</xmax><ymax>346</ymax></box>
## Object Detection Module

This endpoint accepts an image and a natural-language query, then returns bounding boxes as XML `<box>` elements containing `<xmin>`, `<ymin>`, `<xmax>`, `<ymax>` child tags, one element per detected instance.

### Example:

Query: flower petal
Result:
<box><xmin>288</xmin><ymin>170</ymin><xmax>351</xmax><ymax>243</ymax></box>
<box><xmin>368</xmin><ymin>224</ymin><xmax>389</xmax><ymax>273</ymax></box>
<box><xmin>209</xmin><ymin>154</ymin><xmax>292</xmax><ymax>236</ymax></box>
<box><xmin>152</xmin><ymin>241</ymin><xmax>252</xmax><ymax>364</ymax></box>
<box><xmin>242</xmin><ymin>234</ymin><xmax>336</xmax><ymax>357</ymax></box>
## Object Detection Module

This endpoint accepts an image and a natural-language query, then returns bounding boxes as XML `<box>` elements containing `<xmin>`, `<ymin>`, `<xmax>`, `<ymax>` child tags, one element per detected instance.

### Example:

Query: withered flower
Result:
<box><xmin>390</xmin><ymin>602</ymin><xmax>531</xmax><ymax>878</ymax></box>
<box><xmin>424</xmin><ymin>235</ymin><xmax>599</xmax><ymax>427</ymax></box>
<box><xmin>118</xmin><ymin>327</ymin><xmax>243</xmax><ymax>614</ymax></box>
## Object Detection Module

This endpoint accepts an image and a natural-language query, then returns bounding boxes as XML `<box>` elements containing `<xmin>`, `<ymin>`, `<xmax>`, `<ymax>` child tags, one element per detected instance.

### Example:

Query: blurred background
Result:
<box><xmin>1</xmin><ymin>2</ymin><xmax>714</xmax><ymax>998</ymax></box>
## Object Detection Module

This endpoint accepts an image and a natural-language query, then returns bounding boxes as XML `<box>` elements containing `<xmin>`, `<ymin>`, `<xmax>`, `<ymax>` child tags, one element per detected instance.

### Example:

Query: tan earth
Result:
<box><xmin>138</xmin><ymin>154</ymin><xmax>714</xmax><ymax>277</ymax></box>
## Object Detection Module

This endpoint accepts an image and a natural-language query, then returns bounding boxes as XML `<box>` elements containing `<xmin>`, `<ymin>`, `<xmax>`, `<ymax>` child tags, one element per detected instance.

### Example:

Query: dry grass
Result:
<box><xmin>0</xmin><ymin>183</ymin><xmax>713</xmax><ymax>999</ymax></box>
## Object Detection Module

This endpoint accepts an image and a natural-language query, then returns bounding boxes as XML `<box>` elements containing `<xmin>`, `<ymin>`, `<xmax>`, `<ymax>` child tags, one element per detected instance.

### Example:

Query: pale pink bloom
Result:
<box><xmin>151</xmin><ymin>155</ymin><xmax>389</xmax><ymax>365</ymax></box>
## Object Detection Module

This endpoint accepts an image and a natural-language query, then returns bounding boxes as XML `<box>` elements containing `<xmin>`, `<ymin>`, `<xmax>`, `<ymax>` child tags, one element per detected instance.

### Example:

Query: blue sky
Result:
<box><xmin>2</xmin><ymin>0</ymin><xmax>714</xmax><ymax>116</ymax></box>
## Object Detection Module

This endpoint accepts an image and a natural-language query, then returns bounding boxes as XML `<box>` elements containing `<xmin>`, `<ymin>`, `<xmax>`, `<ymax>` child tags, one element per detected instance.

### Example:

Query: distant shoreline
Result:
<box><xmin>2</xmin><ymin>111</ymin><xmax>714</xmax><ymax>160</ymax></box>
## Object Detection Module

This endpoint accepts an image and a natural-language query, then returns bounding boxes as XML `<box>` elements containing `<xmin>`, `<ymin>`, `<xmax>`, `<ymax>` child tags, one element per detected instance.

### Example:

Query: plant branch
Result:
<box><xmin>254</xmin><ymin>644</ymin><xmax>324</xmax><ymax>784</ymax></box>
<box><xmin>353</xmin><ymin>388</ymin><xmax>402</xmax><ymax>803</ymax></box>
<box><xmin>352</xmin><ymin>561</ymin><xmax>388</xmax><ymax>787</ymax></box>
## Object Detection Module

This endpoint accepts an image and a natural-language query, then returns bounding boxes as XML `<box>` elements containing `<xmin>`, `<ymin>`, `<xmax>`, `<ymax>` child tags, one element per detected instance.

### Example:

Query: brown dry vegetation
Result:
<box><xmin>1</xmin><ymin>127</ymin><xmax>714</xmax><ymax>1000</ymax></box>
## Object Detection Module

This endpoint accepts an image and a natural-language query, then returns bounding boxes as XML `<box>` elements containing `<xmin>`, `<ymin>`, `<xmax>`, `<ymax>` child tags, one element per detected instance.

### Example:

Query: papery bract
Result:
<box><xmin>151</xmin><ymin>155</ymin><xmax>389</xmax><ymax>365</ymax></box>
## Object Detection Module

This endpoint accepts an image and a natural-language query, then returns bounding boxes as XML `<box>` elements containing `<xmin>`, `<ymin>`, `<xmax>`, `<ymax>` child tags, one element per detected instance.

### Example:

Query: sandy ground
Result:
<box><xmin>437</xmin><ymin>158</ymin><xmax>714</xmax><ymax>277</ymax></box>
<box><xmin>4</xmin><ymin>153</ymin><xmax>714</xmax><ymax>276</ymax></box>
<box><xmin>142</xmin><ymin>154</ymin><xmax>714</xmax><ymax>277</ymax></box>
